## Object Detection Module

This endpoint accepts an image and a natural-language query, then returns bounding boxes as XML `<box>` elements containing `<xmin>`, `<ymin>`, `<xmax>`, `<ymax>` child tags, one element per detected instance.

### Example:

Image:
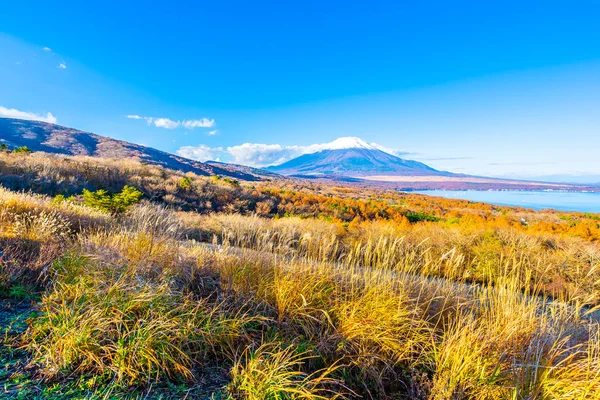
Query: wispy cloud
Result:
<box><xmin>419</xmin><ymin>156</ymin><xmax>473</xmax><ymax>161</ymax></box>
<box><xmin>42</xmin><ymin>47</ymin><xmax>52</xmax><ymax>52</ymax></box>
<box><xmin>0</xmin><ymin>106</ymin><xmax>57</xmax><ymax>124</ymax></box>
<box><xmin>206</xmin><ymin>130</ymin><xmax>218</xmax><ymax>136</ymax></box>
<box><xmin>58</xmin><ymin>61</ymin><xmax>67</xmax><ymax>69</ymax></box>
<box><xmin>182</xmin><ymin>118</ymin><xmax>215</xmax><ymax>129</ymax></box>
<box><xmin>369</xmin><ymin>143</ymin><xmax>415</xmax><ymax>157</ymax></box>
<box><xmin>488</xmin><ymin>161</ymin><xmax>559</xmax><ymax>166</ymax></box>
<box><xmin>126</xmin><ymin>115</ymin><xmax>215</xmax><ymax>130</ymax></box>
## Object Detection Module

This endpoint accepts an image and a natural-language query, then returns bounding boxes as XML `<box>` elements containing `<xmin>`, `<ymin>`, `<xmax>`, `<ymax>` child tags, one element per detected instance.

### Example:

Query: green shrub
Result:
<box><xmin>211</xmin><ymin>175</ymin><xmax>239</xmax><ymax>186</ymax></box>
<box><xmin>405</xmin><ymin>211</ymin><xmax>441</xmax><ymax>223</ymax></box>
<box><xmin>13</xmin><ymin>146</ymin><xmax>32</xmax><ymax>154</ymax></box>
<box><xmin>82</xmin><ymin>185</ymin><xmax>143</xmax><ymax>214</ymax></box>
<box><xmin>178</xmin><ymin>177</ymin><xmax>193</xmax><ymax>191</ymax></box>
<box><xmin>223</xmin><ymin>177</ymin><xmax>240</xmax><ymax>186</ymax></box>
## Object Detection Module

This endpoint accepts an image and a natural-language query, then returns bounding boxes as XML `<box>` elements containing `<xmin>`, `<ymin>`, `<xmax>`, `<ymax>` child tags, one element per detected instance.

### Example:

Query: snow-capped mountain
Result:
<box><xmin>267</xmin><ymin>136</ymin><xmax>445</xmax><ymax>177</ymax></box>
<box><xmin>320</xmin><ymin>137</ymin><xmax>376</xmax><ymax>150</ymax></box>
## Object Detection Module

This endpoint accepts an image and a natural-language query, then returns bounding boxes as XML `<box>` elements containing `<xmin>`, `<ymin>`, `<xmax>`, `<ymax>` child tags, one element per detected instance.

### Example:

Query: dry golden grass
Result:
<box><xmin>1</xmin><ymin>167</ymin><xmax>599</xmax><ymax>398</ymax></box>
<box><xmin>228</xmin><ymin>343</ymin><xmax>347</xmax><ymax>400</ymax></box>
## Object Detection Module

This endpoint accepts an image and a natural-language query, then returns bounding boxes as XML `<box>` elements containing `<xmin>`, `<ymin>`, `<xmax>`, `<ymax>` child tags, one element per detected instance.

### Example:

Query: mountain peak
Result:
<box><xmin>323</xmin><ymin>137</ymin><xmax>375</xmax><ymax>151</ymax></box>
<box><xmin>268</xmin><ymin>136</ymin><xmax>442</xmax><ymax>177</ymax></box>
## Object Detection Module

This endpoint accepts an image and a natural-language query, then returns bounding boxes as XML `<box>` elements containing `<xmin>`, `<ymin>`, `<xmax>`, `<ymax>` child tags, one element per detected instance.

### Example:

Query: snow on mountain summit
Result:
<box><xmin>323</xmin><ymin>137</ymin><xmax>376</xmax><ymax>150</ymax></box>
<box><xmin>268</xmin><ymin>136</ymin><xmax>441</xmax><ymax>177</ymax></box>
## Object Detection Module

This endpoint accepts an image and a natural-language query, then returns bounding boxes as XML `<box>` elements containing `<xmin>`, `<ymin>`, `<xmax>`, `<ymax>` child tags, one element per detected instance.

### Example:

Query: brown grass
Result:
<box><xmin>1</xmin><ymin>155</ymin><xmax>599</xmax><ymax>398</ymax></box>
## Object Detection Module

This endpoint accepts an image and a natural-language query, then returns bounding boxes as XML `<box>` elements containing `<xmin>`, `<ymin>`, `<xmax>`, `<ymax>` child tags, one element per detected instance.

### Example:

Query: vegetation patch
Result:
<box><xmin>82</xmin><ymin>185</ymin><xmax>143</xmax><ymax>214</ymax></box>
<box><xmin>1</xmin><ymin>154</ymin><xmax>599</xmax><ymax>398</ymax></box>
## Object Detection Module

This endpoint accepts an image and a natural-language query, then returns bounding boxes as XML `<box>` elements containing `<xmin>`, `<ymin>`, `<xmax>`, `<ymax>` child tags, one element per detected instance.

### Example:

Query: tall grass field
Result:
<box><xmin>1</xmin><ymin>152</ymin><xmax>599</xmax><ymax>399</ymax></box>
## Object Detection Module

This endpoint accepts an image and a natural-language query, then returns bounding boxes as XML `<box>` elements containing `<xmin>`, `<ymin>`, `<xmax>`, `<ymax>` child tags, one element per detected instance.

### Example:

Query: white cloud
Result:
<box><xmin>0</xmin><ymin>106</ymin><xmax>57</xmax><ymax>124</ymax></box>
<box><xmin>225</xmin><ymin>137</ymin><xmax>405</xmax><ymax>168</ymax></box>
<box><xmin>206</xmin><ymin>130</ymin><xmax>218</xmax><ymax>136</ymax></box>
<box><xmin>182</xmin><ymin>118</ymin><xmax>215</xmax><ymax>129</ymax></box>
<box><xmin>226</xmin><ymin>143</ymin><xmax>308</xmax><ymax>167</ymax></box>
<box><xmin>177</xmin><ymin>137</ymin><xmax>410</xmax><ymax>168</ymax></box>
<box><xmin>43</xmin><ymin>47</ymin><xmax>52</xmax><ymax>52</ymax></box>
<box><xmin>58</xmin><ymin>61</ymin><xmax>67</xmax><ymax>69</ymax></box>
<box><xmin>150</xmin><ymin>117</ymin><xmax>179</xmax><ymax>129</ymax></box>
<box><xmin>369</xmin><ymin>142</ymin><xmax>412</xmax><ymax>157</ymax></box>
<box><xmin>176</xmin><ymin>145</ymin><xmax>223</xmax><ymax>162</ymax></box>
<box><xmin>126</xmin><ymin>115</ymin><xmax>215</xmax><ymax>130</ymax></box>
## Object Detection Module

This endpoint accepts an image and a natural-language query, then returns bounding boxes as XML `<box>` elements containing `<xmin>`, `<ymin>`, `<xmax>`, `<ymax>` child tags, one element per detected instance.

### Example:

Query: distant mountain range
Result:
<box><xmin>267</xmin><ymin>137</ymin><xmax>447</xmax><ymax>177</ymax></box>
<box><xmin>0</xmin><ymin>118</ymin><xmax>269</xmax><ymax>181</ymax></box>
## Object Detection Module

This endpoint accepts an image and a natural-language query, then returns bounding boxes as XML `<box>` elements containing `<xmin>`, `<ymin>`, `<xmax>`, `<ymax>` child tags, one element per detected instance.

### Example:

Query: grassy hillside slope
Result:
<box><xmin>1</xmin><ymin>152</ymin><xmax>599</xmax><ymax>399</ymax></box>
<box><xmin>0</xmin><ymin>117</ymin><xmax>270</xmax><ymax>181</ymax></box>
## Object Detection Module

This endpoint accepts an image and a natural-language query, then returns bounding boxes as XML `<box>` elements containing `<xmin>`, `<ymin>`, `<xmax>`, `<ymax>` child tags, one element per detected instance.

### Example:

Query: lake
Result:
<box><xmin>413</xmin><ymin>190</ymin><xmax>600</xmax><ymax>213</ymax></box>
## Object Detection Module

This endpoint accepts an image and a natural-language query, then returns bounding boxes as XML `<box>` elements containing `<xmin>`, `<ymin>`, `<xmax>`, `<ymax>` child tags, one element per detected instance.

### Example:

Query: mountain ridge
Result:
<box><xmin>267</xmin><ymin>141</ymin><xmax>447</xmax><ymax>177</ymax></box>
<box><xmin>0</xmin><ymin>118</ymin><xmax>269</xmax><ymax>181</ymax></box>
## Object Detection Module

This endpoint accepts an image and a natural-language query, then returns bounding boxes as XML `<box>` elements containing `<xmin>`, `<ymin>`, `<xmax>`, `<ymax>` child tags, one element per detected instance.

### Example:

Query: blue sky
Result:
<box><xmin>1</xmin><ymin>1</ymin><xmax>599</xmax><ymax>180</ymax></box>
